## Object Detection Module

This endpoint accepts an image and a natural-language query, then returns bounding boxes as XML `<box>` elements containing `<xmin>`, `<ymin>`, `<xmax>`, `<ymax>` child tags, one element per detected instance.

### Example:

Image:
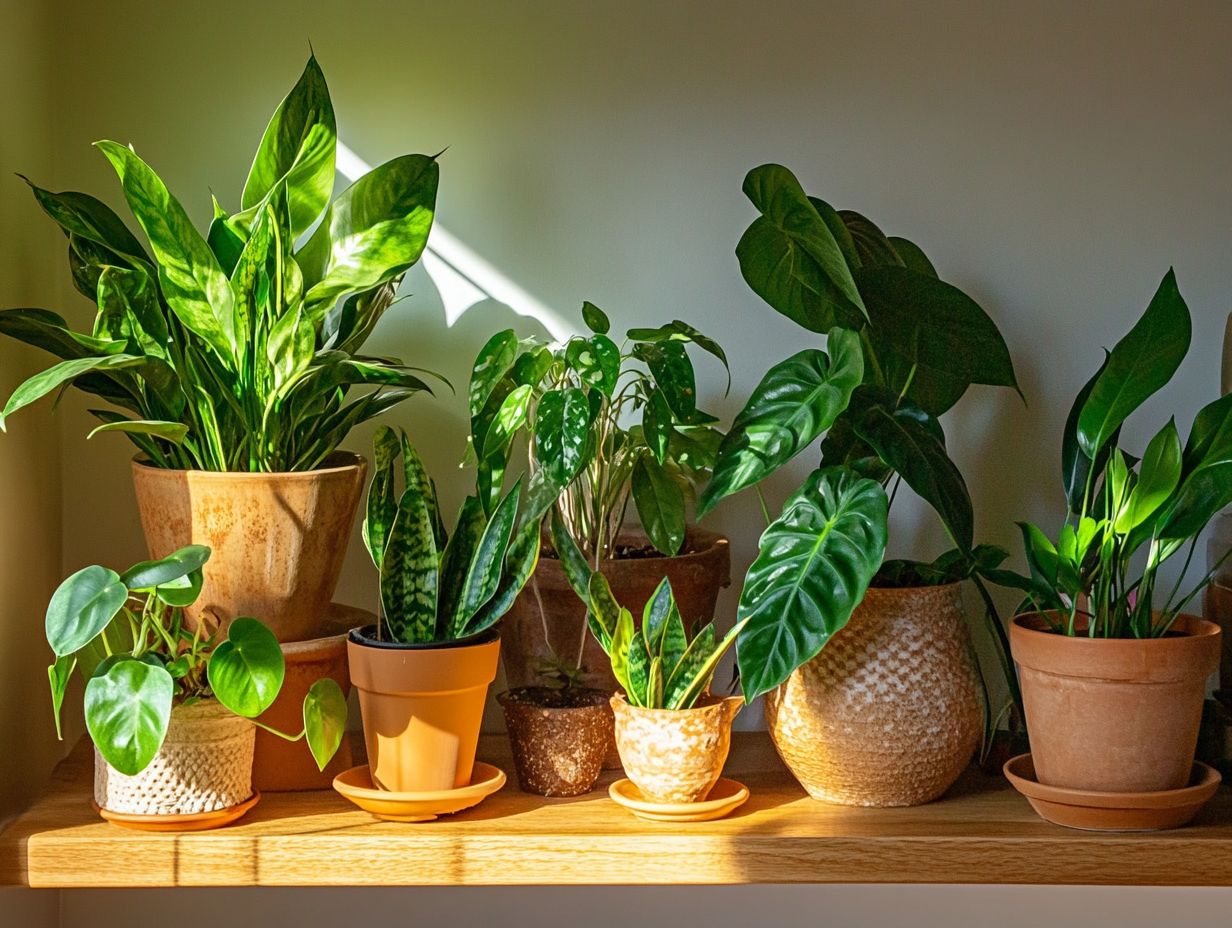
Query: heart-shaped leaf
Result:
<box><xmin>45</xmin><ymin>565</ymin><xmax>128</xmax><ymax>657</ymax></box>
<box><xmin>303</xmin><ymin>678</ymin><xmax>347</xmax><ymax>772</ymax></box>
<box><xmin>208</xmin><ymin>617</ymin><xmax>285</xmax><ymax>718</ymax></box>
<box><xmin>84</xmin><ymin>656</ymin><xmax>174</xmax><ymax>776</ymax></box>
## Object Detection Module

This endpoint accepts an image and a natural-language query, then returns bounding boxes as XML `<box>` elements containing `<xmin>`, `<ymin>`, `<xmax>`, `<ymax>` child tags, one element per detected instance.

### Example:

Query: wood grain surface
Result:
<box><xmin>3</xmin><ymin>733</ymin><xmax>1231</xmax><ymax>887</ymax></box>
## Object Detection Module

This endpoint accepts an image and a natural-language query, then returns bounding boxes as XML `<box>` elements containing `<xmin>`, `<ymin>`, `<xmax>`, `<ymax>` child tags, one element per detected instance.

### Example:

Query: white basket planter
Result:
<box><xmin>94</xmin><ymin>699</ymin><xmax>255</xmax><ymax>816</ymax></box>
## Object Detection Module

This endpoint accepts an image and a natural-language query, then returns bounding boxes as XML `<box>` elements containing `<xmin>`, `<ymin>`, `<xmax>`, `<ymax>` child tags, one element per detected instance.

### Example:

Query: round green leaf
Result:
<box><xmin>304</xmin><ymin>678</ymin><xmax>348</xmax><ymax>772</ymax></box>
<box><xmin>208</xmin><ymin>617</ymin><xmax>285</xmax><ymax>717</ymax></box>
<box><xmin>45</xmin><ymin>565</ymin><xmax>128</xmax><ymax>658</ymax></box>
<box><xmin>84</xmin><ymin>657</ymin><xmax>174</xmax><ymax>776</ymax></box>
<box><xmin>581</xmin><ymin>301</ymin><xmax>610</xmax><ymax>335</ymax></box>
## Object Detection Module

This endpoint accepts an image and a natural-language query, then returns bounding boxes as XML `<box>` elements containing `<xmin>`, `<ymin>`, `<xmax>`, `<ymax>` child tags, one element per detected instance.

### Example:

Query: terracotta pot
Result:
<box><xmin>94</xmin><ymin>699</ymin><xmax>254</xmax><ymax>816</ymax></box>
<box><xmin>1010</xmin><ymin>612</ymin><xmax>1221</xmax><ymax>793</ymax></box>
<box><xmin>131</xmin><ymin>452</ymin><xmax>366</xmax><ymax>642</ymax></box>
<box><xmin>765</xmin><ymin>583</ymin><xmax>983</xmax><ymax>807</ymax></box>
<box><xmin>502</xmin><ymin>528</ymin><xmax>730</xmax><ymax>692</ymax></box>
<box><xmin>498</xmin><ymin>687</ymin><xmax>613</xmax><ymax>797</ymax></box>
<box><xmin>252</xmin><ymin>603</ymin><xmax>372</xmax><ymax>792</ymax></box>
<box><xmin>611</xmin><ymin>692</ymin><xmax>741</xmax><ymax>803</ymax></box>
<box><xmin>1204</xmin><ymin>582</ymin><xmax>1232</xmax><ymax>691</ymax></box>
<box><xmin>348</xmin><ymin>627</ymin><xmax>500</xmax><ymax>793</ymax></box>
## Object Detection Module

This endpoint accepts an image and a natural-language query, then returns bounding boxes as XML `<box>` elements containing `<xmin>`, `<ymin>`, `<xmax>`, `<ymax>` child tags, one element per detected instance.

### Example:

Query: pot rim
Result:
<box><xmin>497</xmin><ymin>685</ymin><xmax>611</xmax><ymax>710</ymax></box>
<box><xmin>610</xmin><ymin>691</ymin><xmax>744</xmax><ymax>715</ymax></box>
<box><xmin>541</xmin><ymin>526</ymin><xmax>730</xmax><ymax>566</ymax></box>
<box><xmin>131</xmin><ymin>450</ymin><xmax>366</xmax><ymax>479</ymax></box>
<box><xmin>865</xmin><ymin>578</ymin><xmax>964</xmax><ymax>594</ymax></box>
<box><xmin>348</xmin><ymin>624</ymin><xmax>499</xmax><ymax>652</ymax></box>
<box><xmin>1011</xmin><ymin>610</ymin><xmax>1220</xmax><ymax>642</ymax></box>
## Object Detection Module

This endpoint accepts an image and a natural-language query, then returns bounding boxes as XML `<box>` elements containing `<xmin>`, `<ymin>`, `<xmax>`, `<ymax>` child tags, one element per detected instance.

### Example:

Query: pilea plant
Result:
<box><xmin>467</xmin><ymin>302</ymin><xmax>727</xmax><ymax>562</ymax></box>
<box><xmin>0</xmin><ymin>54</ymin><xmax>439</xmax><ymax>472</ymax></box>
<box><xmin>584</xmin><ymin>573</ymin><xmax>744</xmax><ymax>709</ymax></box>
<box><xmin>700</xmin><ymin>163</ymin><xmax>1021</xmax><ymax>714</ymax></box>
<box><xmin>1010</xmin><ymin>270</ymin><xmax>1232</xmax><ymax>637</ymax></box>
<box><xmin>45</xmin><ymin>545</ymin><xmax>346</xmax><ymax>775</ymax></box>
<box><xmin>363</xmin><ymin>426</ymin><xmax>546</xmax><ymax>644</ymax></box>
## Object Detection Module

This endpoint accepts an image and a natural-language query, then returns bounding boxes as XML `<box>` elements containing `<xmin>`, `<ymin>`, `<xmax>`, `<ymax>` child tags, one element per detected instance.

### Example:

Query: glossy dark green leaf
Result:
<box><xmin>534</xmin><ymin>388</ymin><xmax>590</xmax><ymax>489</ymax></box>
<box><xmin>299</xmin><ymin>154</ymin><xmax>438</xmax><ymax>310</ymax></box>
<box><xmin>581</xmin><ymin>300</ymin><xmax>610</xmax><ymax>335</ymax></box>
<box><xmin>736</xmin><ymin>164</ymin><xmax>865</xmax><ymax>332</ymax></box>
<box><xmin>1115</xmin><ymin>418</ymin><xmax>1181</xmax><ymax>533</ymax></box>
<box><xmin>858</xmin><ymin>266</ymin><xmax>1019</xmax><ymax>416</ymax></box>
<box><xmin>633</xmin><ymin>340</ymin><xmax>696</xmax><ymax>420</ymax></box>
<box><xmin>1077</xmin><ymin>269</ymin><xmax>1191</xmax><ymax>458</ymax></box>
<box><xmin>736</xmin><ymin>467</ymin><xmax>888</xmax><ymax>702</ymax></box>
<box><xmin>240</xmin><ymin>55</ymin><xmax>336</xmax><ymax>238</ymax></box>
<box><xmin>854</xmin><ymin>404</ymin><xmax>974</xmax><ymax>552</ymax></box>
<box><xmin>22</xmin><ymin>176</ymin><xmax>150</xmax><ymax>263</ymax></box>
<box><xmin>631</xmin><ymin>454</ymin><xmax>686</xmax><ymax>555</ymax></box>
<box><xmin>1061</xmin><ymin>352</ymin><xmax>1112</xmax><ymax>513</ymax></box>
<box><xmin>699</xmin><ymin>329</ymin><xmax>863</xmax><ymax>515</ymax></box>
<box><xmin>0</xmin><ymin>308</ymin><xmax>126</xmax><ymax>361</ymax></box>
<box><xmin>465</xmin><ymin>515</ymin><xmax>541</xmax><ymax>636</ymax></box>
<box><xmin>626</xmin><ymin>320</ymin><xmax>730</xmax><ymax>393</ymax></box>
<box><xmin>469</xmin><ymin>330</ymin><xmax>519</xmax><ymax>420</ymax></box>
<box><xmin>96</xmin><ymin>141</ymin><xmax>238</xmax><ymax>364</ymax></box>
<box><xmin>84</xmin><ymin>657</ymin><xmax>173</xmax><ymax>776</ymax></box>
<box><xmin>839</xmin><ymin>210</ymin><xmax>905</xmax><ymax>268</ymax></box>
<box><xmin>363</xmin><ymin>427</ymin><xmax>400</xmax><ymax>569</ymax></box>
<box><xmin>207</xmin><ymin>195</ymin><xmax>245</xmax><ymax>275</ymax></box>
<box><xmin>208</xmin><ymin>617</ymin><xmax>285</xmax><ymax>718</ymax></box>
<box><xmin>887</xmin><ymin>236</ymin><xmax>937</xmax><ymax>277</ymax></box>
<box><xmin>437</xmin><ymin>496</ymin><xmax>486</xmax><ymax>632</ymax></box>
<box><xmin>454</xmin><ymin>477</ymin><xmax>522</xmax><ymax>636</ymax></box>
<box><xmin>303</xmin><ymin>678</ymin><xmax>347</xmax><ymax>771</ymax></box>
<box><xmin>806</xmin><ymin>197</ymin><xmax>861</xmax><ymax>271</ymax></box>
<box><xmin>566</xmin><ymin>334</ymin><xmax>620</xmax><ymax>396</ymax></box>
<box><xmin>1182</xmin><ymin>392</ymin><xmax>1232</xmax><ymax>473</ymax></box>
<box><xmin>44</xmin><ymin>565</ymin><xmax>127</xmax><ymax>658</ymax></box>
<box><xmin>643</xmin><ymin>387</ymin><xmax>673</xmax><ymax>464</ymax></box>
<box><xmin>381</xmin><ymin>482</ymin><xmax>439</xmax><ymax>644</ymax></box>
<box><xmin>1</xmin><ymin>354</ymin><xmax>145</xmax><ymax>430</ymax></box>
<box><xmin>551</xmin><ymin>507</ymin><xmax>592</xmax><ymax>601</ymax></box>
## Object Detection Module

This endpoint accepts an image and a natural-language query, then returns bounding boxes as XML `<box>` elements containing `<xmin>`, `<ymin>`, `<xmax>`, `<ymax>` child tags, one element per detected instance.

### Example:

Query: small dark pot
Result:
<box><xmin>498</xmin><ymin>687</ymin><xmax>613</xmax><ymax>797</ymax></box>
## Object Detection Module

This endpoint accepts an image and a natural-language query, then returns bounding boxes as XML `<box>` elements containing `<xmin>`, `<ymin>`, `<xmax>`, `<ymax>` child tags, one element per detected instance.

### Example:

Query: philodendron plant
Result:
<box><xmin>699</xmin><ymin>163</ymin><xmax>1021</xmax><ymax>712</ymax></box>
<box><xmin>468</xmin><ymin>303</ymin><xmax>727</xmax><ymax>562</ymax></box>
<box><xmin>0</xmin><ymin>54</ymin><xmax>439</xmax><ymax>472</ymax></box>
<box><xmin>45</xmin><ymin>545</ymin><xmax>347</xmax><ymax>775</ymax></box>
<box><xmin>1011</xmin><ymin>270</ymin><xmax>1232</xmax><ymax>637</ymax></box>
<box><xmin>585</xmin><ymin>573</ymin><xmax>744</xmax><ymax>710</ymax></box>
<box><xmin>363</xmin><ymin>426</ymin><xmax>546</xmax><ymax>644</ymax></box>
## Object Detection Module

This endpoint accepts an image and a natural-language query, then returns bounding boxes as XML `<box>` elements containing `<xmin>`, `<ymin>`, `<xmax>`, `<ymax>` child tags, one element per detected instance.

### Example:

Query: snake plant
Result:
<box><xmin>0</xmin><ymin>54</ymin><xmax>439</xmax><ymax>472</ymax></box>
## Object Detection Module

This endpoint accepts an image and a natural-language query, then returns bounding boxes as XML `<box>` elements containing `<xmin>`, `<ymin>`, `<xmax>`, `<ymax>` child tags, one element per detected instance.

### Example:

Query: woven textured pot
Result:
<box><xmin>131</xmin><ymin>452</ymin><xmax>366</xmax><ymax>642</ymax></box>
<box><xmin>94</xmin><ymin>700</ymin><xmax>255</xmax><ymax>815</ymax></box>
<box><xmin>765</xmin><ymin>583</ymin><xmax>983</xmax><ymax>807</ymax></box>
<box><xmin>611</xmin><ymin>693</ymin><xmax>741</xmax><ymax>803</ymax></box>
<box><xmin>1011</xmin><ymin>612</ymin><xmax>1220</xmax><ymax>793</ymax></box>
<box><xmin>499</xmin><ymin>687</ymin><xmax>612</xmax><ymax>797</ymax></box>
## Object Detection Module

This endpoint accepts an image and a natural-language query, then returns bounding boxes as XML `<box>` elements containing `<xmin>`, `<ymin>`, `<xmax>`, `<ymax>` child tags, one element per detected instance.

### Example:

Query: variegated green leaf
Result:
<box><xmin>453</xmin><ymin>477</ymin><xmax>522</xmax><ymax>636</ymax></box>
<box><xmin>362</xmin><ymin>426</ymin><xmax>401</xmax><ymax>568</ymax></box>
<box><xmin>469</xmin><ymin>330</ymin><xmax>519</xmax><ymax>420</ymax></box>
<box><xmin>465</xmin><ymin>518</ymin><xmax>540</xmax><ymax>637</ymax></box>
<box><xmin>668</xmin><ymin>620</ymin><xmax>746</xmax><ymax>710</ymax></box>
<box><xmin>552</xmin><ymin>507</ymin><xmax>592</xmax><ymax>601</ymax></box>
<box><xmin>534</xmin><ymin>387</ymin><xmax>590</xmax><ymax>489</ymax></box>
<box><xmin>586</xmin><ymin>571</ymin><xmax>621</xmax><ymax>652</ymax></box>
<box><xmin>1</xmin><ymin>354</ymin><xmax>145</xmax><ymax>431</ymax></box>
<box><xmin>664</xmin><ymin>622</ymin><xmax>715</xmax><ymax>708</ymax></box>
<box><xmin>438</xmin><ymin>496</ymin><xmax>487</xmax><ymax>633</ymax></box>
<box><xmin>626</xmin><ymin>629</ymin><xmax>651</xmax><ymax>708</ymax></box>
<box><xmin>610</xmin><ymin>605</ymin><xmax>636</xmax><ymax>697</ymax></box>
<box><xmin>642</xmin><ymin>577</ymin><xmax>674</xmax><ymax>655</ymax></box>
<box><xmin>381</xmin><ymin>482</ymin><xmax>439</xmax><ymax>644</ymax></box>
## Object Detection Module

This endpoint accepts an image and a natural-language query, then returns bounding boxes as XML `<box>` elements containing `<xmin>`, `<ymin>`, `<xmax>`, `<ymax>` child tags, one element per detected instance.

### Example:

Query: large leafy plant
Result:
<box><xmin>362</xmin><ymin>426</ymin><xmax>546</xmax><ymax>645</ymax></box>
<box><xmin>585</xmin><ymin>573</ymin><xmax>744</xmax><ymax>709</ymax></box>
<box><xmin>467</xmin><ymin>303</ymin><xmax>727</xmax><ymax>562</ymax></box>
<box><xmin>0</xmin><ymin>55</ymin><xmax>439</xmax><ymax>471</ymax></box>
<box><xmin>45</xmin><ymin>545</ymin><xmax>347</xmax><ymax>775</ymax></box>
<box><xmin>1013</xmin><ymin>270</ymin><xmax>1232</xmax><ymax>637</ymax></box>
<box><xmin>700</xmin><ymin>164</ymin><xmax>1020</xmax><ymax>705</ymax></box>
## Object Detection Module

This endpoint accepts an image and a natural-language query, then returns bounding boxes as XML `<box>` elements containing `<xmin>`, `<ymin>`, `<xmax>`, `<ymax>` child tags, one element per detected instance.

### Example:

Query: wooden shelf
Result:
<box><xmin>4</xmin><ymin>732</ymin><xmax>1232</xmax><ymax>887</ymax></box>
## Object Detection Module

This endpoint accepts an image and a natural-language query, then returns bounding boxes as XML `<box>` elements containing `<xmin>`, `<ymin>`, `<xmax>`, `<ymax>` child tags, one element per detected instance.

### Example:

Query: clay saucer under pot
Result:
<box><xmin>1004</xmin><ymin>753</ymin><xmax>1221</xmax><ymax>831</ymax></box>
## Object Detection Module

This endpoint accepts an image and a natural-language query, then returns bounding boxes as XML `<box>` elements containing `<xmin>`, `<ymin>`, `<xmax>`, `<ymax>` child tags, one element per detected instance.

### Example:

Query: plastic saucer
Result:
<box><xmin>95</xmin><ymin>792</ymin><xmax>260</xmax><ymax>831</ymax></box>
<box><xmin>609</xmin><ymin>777</ymin><xmax>749</xmax><ymax>822</ymax></box>
<box><xmin>333</xmin><ymin>763</ymin><xmax>506</xmax><ymax>822</ymax></box>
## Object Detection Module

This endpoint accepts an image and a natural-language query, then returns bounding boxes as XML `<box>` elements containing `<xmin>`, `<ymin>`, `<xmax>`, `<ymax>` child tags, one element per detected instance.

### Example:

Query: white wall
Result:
<box><xmin>2</xmin><ymin>0</ymin><xmax>1231</xmax><ymax>923</ymax></box>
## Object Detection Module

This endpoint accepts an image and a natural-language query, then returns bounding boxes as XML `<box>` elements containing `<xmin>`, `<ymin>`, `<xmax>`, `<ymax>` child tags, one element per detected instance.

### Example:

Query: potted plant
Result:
<box><xmin>0</xmin><ymin>54</ymin><xmax>440</xmax><ymax>641</ymax></box>
<box><xmin>699</xmin><ymin>164</ymin><xmax>1022</xmax><ymax>806</ymax></box>
<box><xmin>45</xmin><ymin>545</ymin><xmax>346</xmax><ymax>829</ymax></box>
<box><xmin>347</xmin><ymin>427</ymin><xmax>542</xmax><ymax>796</ymax></box>
<box><xmin>1004</xmin><ymin>270</ymin><xmax>1226</xmax><ymax>828</ymax></box>
<box><xmin>582</xmin><ymin>570</ymin><xmax>744</xmax><ymax>810</ymax></box>
<box><xmin>467</xmin><ymin>304</ymin><xmax>730</xmax><ymax>703</ymax></box>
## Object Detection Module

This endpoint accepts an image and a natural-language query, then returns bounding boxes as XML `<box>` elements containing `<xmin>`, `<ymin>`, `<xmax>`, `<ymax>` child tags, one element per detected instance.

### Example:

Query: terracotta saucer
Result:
<box><xmin>609</xmin><ymin>777</ymin><xmax>749</xmax><ymax>822</ymax></box>
<box><xmin>95</xmin><ymin>792</ymin><xmax>260</xmax><ymax>831</ymax></box>
<box><xmin>332</xmin><ymin>763</ymin><xmax>506</xmax><ymax>822</ymax></box>
<box><xmin>1004</xmin><ymin>753</ymin><xmax>1220</xmax><ymax>831</ymax></box>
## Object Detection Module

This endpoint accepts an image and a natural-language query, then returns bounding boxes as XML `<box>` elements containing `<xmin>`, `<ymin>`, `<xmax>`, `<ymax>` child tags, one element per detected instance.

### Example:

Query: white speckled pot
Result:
<box><xmin>94</xmin><ymin>699</ymin><xmax>255</xmax><ymax>815</ymax></box>
<box><xmin>611</xmin><ymin>693</ymin><xmax>742</xmax><ymax>803</ymax></box>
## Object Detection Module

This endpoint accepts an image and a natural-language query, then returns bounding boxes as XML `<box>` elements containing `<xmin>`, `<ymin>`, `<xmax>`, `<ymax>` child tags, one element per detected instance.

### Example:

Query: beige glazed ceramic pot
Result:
<box><xmin>131</xmin><ymin>452</ymin><xmax>366</xmax><ymax>642</ymax></box>
<box><xmin>611</xmin><ymin>693</ymin><xmax>742</xmax><ymax>803</ymax></box>
<box><xmin>94</xmin><ymin>699</ymin><xmax>255</xmax><ymax>816</ymax></box>
<box><xmin>765</xmin><ymin>583</ymin><xmax>984</xmax><ymax>807</ymax></box>
<box><xmin>1010</xmin><ymin>612</ymin><xmax>1221</xmax><ymax>793</ymax></box>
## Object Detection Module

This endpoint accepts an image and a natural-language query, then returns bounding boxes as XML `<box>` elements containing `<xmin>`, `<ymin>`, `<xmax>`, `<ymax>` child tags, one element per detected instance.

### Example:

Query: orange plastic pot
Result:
<box><xmin>347</xmin><ymin>627</ymin><xmax>500</xmax><ymax>792</ymax></box>
<box><xmin>1010</xmin><ymin>612</ymin><xmax>1221</xmax><ymax>793</ymax></box>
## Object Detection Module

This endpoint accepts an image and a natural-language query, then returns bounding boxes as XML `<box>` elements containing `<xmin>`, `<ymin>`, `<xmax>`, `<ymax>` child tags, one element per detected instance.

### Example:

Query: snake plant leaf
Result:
<box><xmin>642</xmin><ymin>577</ymin><xmax>675</xmax><ymax>655</ymax></box>
<box><xmin>437</xmin><ymin>496</ymin><xmax>486</xmax><ymax>632</ymax></box>
<box><xmin>669</xmin><ymin>620</ymin><xmax>746</xmax><ymax>711</ymax></box>
<box><xmin>381</xmin><ymin>482</ymin><xmax>440</xmax><ymax>644</ymax></box>
<box><xmin>858</xmin><ymin>266</ymin><xmax>1020</xmax><ymax>416</ymax></box>
<box><xmin>699</xmin><ymin>329</ymin><xmax>863</xmax><ymax>515</ymax></box>
<box><xmin>0</xmin><ymin>308</ymin><xmax>127</xmax><ymax>361</ymax></box>
<box><xmin>95</xmin><ymin>266</ymin><xmax>169</xmax><ymax>361</ymax></box>
<box><xmin>1</xmin><ymin>354</ymin><xmax>146</xmax><ymax>430</ymax></box>
<box><xmin>566</xmin><ymin>334</ymin><xmax>620</xmax><ymax>397</ymax></box>
<box><xmin>552</xmin><ymin>507</ymin><xmax>593</xmax><ymax>602</ymax></box>
<box><xmin>44</xmin><ymin>564</ymin><xmax>128</xmax><ymax>658</ymax></box>
<box><xmin>853</xmin><ymin>403</ymin><xmax>974</xmax><ymax>552</ymax></box>
<box><xmin>609</xmin><ymin>605</ymin><xmax>636</xmax><ymax>697</ymax></box>
<box><xmin>581</xmin><ymin>301</ymin><xmax>610</xmax><ymax>335</ymax></box>
<box><xmin>643</xmin><ymin>388</ymin><xmax>674</xmax><ymax>465</ymax></box>
<box><xmin>658</xmin><ymin>594</ymin><xmax>688</xmax><ymax>677</ymax></box>
<box><xmin>469</xmin><ymin>330</ymin><xmax>519</xmax><ymax>420</ymax></box>
<box><xmin>736</xmin><ymin>467</ymin><xmax>888</xmax><ymax>703</ymax></box>
<box><xmin>1115</xmin><ymin>418</ymin><xmax>1182</xmax><ymax>533</ymax></box>
<box><xmin>95</xmin><ymin>141</ymin><xmax>238</xmax><ymax>365</ymax></box>
<box><xmin>633</xmin><ymin>340</ymin><xmax>695</xmax><ymax>421</ymax></box>
<box><xmin>22</xmin><ymin>177</ymin><xmax>150</xmax><ymax>265</ymax></box>
<box><xmin>535</xmin><ymin>388</ymin><xmax>590</xmax><ymax>489</ymax></box>
<box><xmin>887</xmin><ymin>236</ymin><xmax>938</xmax><ymax>278</ymax></box>
<box><xmin>240</xmin><ymin>54</ymin><xmax>336</xmax><ymax>239</ymax></box>
<box><xmin>631</xmin><ymin>454</ymin><xmax>686</xmax><ymax>556</ymax></box>
<box><xmin>626</xmin><ymin>630</ymin><xmax>652</xmax><ymax>708</ymax></box>
<box><xmin>1077</xmin><ymin>269</ymin><xmax>1191</xmax><ymax>459</ymax></box>
<box><xmin>303</xmin><ymin>678</ymin><xmax>347</xmax><ymax>772</ymax></box>
<box><xmin>585</xmin><ymin>571</ymin><xmax>622</xmax><ymax>652</ymax></box>
<box><xmin>87</xmin><ymin>419</ymin><xmax>188</xmax><ymax>446</ymax></box>
<box><xmin>299</xmin><ymin>154</ymin><xmax>438</xmax><ymax>311</ymax></box>
<box><xmin>48</xmin><ymin>654</ymin><xmax>76</xmax><ymax>740</ymax></box>
<box><xmin>363</xmin><ymin>426</ymin><xmax>401</xmax><ymax>569</ymax></box>
<box><xmin>84</xmin><ymin>656</ymin><xmax>174</xmax><ymax>776</ymax></box>
<box><xmin>663</xmin><ymin>622</ymin><xmax>714</xmax><ymax>709</ymax></box>
<box><xmin>736</xmin><ymin>164</ymin><xmax>866</xmax><ymax>333</ymax></box>
<box><xmin>454</xmin><ymin>477</ymin><xmax>522</xmax><ymax>636</ymax></box>
<box><xmin>839</xmin><ymin>210</ymin><xmax>905</xmax><ymax>268</ymax></box>
<box><xmin>209</xmin><ymin>617</ymin><xmax>286</xmax><ymax>717</ymax></box>
<box><xmin>465</xmin><ymin>517</ymin><xmax>541</xmax><ymax>637</ymax></box>
<box><xmin>647</xmin><ymin>656</ymin><xmax>664</xmax><ymax>708</ymax></box>
<box><xmin>399</xmin><ymin>431</ymin><xmax>444</xmax><ymax>548</ymax></box>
